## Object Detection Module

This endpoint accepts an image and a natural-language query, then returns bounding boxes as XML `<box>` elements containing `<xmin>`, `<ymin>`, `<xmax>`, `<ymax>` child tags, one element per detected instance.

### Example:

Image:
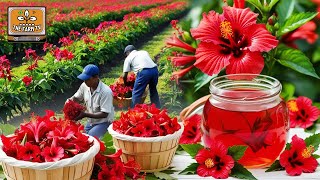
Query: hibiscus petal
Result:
<box><xmin>211</xmin><ymin>167</ymin><xmax>230</xmax><ymax>179</ymax></box>
<box><xmin>245</xmin><ymin>24</ymin><xmax>278</xmax><ymax>52</ymax></box>
<box><xmin>194</xmin><ymin>42</ymin><xmax>231</xmax><ymax>76</ymax></box>
<box><xmin>297</xmin><ymin>96</ymin><xmax>313</xmax><ymax>107</ymax></box>
<box><xmin>195</xmin><ymin>149</ymin><xmax>213</xmax><ymax>164</ymax></box>
<box><xmin>286</xmin><ymin>164</ymin><xmax>303</xmax><ymax>176</ymax></box>
<box><xmin>223</xmin><ymin>6</ymin><xmax>258</xmax><ymax>30</ymax></box>
<box><xmin>226</xmin><ymin>51</ymin><xmax>264</xmax><ymax>74</ymax></box>
<box><xmin>197</xmin><ymin>164</ymin><xmax>211</xmax><ymax>177</ymax></box>
<box><xmin>279</xmin><ymin>149</ymin><xmax>292</xmax><ymax>167</ymax></box>
<box><xmin>191</xmin><ymin>11</ymin><xmax>222</xmax><ymax>44</ymax></box>
<box><xmin>291</xmin><ymin>135</ymin><xmax>306</xmax><ymax>151</ymax></box>
<box><xmin>301</xmin><ymin>157</ymin><xmax>318</xmax><ymax>173</ymax></box>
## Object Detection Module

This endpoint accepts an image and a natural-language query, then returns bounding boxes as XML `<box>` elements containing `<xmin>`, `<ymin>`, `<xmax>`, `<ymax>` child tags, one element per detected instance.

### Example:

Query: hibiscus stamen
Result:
<box><xmin>301</xmin><ymin>145</ymin><xmax>315</xmax><ymax>158</ymax></box>
<box><xmin>205</xmin><ymin>158</ymin><xmax>215</xmax><ymax>168</ymax></box>
<box><xmin>287</xmin><ymin>100</ymin><xmax>299</xmax><ymax>112</ymax></box>
<box><xmin>220</xmin><ymin>21</ymin><xmax>233</xmax><ymax>39</ymax></box>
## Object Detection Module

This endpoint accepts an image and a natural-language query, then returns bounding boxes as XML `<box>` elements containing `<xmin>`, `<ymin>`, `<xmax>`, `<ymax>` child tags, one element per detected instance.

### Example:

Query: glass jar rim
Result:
<box><xmin>209</xmin><ymin>74</ymin><xmax>281</xmax><ymax>103</ymax></box>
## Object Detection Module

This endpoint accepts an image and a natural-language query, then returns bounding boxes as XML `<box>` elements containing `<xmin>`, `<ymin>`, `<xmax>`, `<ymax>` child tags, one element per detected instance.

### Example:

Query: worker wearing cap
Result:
<box><xmin>123</xmin><ymin>45</ymin><xmax>161</xmax><ymax>108</ymax></box>
<box><xmin>67</xmin><ymin>64</ymin><xmax>115</xmax><ymax>138</ymax></box>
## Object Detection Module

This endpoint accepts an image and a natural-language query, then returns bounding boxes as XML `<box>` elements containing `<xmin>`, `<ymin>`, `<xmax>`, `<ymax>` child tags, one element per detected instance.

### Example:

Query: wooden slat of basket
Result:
<box><xmin>63</xmin><ymin>167</ymin><xmax>69</xmax><ymax>180</ymax></box>
<box><xmin>68</xmin><ymin>165</ymin><xmax>75</xmax><ymax>180</ymax></box>
<box><xmin>74</xmin><ymin>161</ymin><xmax>83</xmax><ymax>179</ymax></box>
<box><xmin>35</xmin><ymin>169</ymin><xmax>46</xmax><ymax>180</ymax></box>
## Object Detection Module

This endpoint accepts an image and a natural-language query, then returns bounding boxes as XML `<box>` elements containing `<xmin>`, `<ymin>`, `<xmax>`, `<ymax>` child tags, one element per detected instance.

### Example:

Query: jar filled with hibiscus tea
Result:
<box><xmin>202</xmin><ymin>74</ymin><xmax>289</xmax><ymax>168</ymax></box>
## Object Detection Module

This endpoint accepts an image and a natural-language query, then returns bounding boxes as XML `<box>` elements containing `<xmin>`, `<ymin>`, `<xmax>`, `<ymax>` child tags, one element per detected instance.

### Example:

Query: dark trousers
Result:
<box><xmin>131</xmin><ymin>66</ymin><xmax>161</xmax><ymax>108</ymax></box>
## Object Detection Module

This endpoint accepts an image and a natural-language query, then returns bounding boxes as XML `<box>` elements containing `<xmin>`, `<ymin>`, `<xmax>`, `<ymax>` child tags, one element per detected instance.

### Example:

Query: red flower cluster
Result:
<box><xmin>58</xmin><ymin>36</ymin><xmax>74</xmax><ymax>47</ymax></box>
<box><xmin>22</xmin><ymin>75</ymin><xmax>33</xmax><ymax>86</ymax></box>
<box><xmin>0</xmin><ymin>110</ymin><xmax>93</xmax><ymax>162</ymax></box>
<box><xmin>113</xmin><ymin>104</ymin><xmax>181</xmax><ymax>137</ymax></box>
<box><xmin>0</xmin><ymin>55</ymin><xmax>12</xmax><ymax>81</ymax></box>
<box><xmin>195</xmin><ymin>142</ymin><xmax>235</xmax><ymax>179</ymax></box>
<box><xmin>110</xmin><ymin>73</ymin><xmax>136</xmax><ymax>99</ymax></box>
<box><xmin>52</xmin><ymin>48</ymin><xmax>74</xmax><ymax>61</ymax></box>
<box><xmin>92</xmin><ymin>147</ymin><xmax>142</xmax><ymax>180</ymax></box>
<box><xmin>287</xmin><ymin>96</ymin><xmax>320</xmax><ymax>129</ymax></box>
<box><xmin>179</xmin><ymin>114</ymin><xmax>202</xmax><ymax>144</ymax></box>
<box><xmin>279</xmin><ymin>135</ymin><xmax>318</xmax><ymax>176</ymax></box>
<box><xmin>63</xmin><ymin>100</ymin><xmax>86</xmax><ymax>120</ymax></box>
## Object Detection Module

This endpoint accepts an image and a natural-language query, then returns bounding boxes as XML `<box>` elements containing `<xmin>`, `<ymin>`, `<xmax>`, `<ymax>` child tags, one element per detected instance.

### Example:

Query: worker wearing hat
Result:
<box><xmin>123</xmin><ymin>45</ymin><xmax>161</xmax><ymax>108</ymax></box>
<box><xmin>67</xmin><ymin>64</ymin><xmax>115</xmax><ymax>138</ymax></box>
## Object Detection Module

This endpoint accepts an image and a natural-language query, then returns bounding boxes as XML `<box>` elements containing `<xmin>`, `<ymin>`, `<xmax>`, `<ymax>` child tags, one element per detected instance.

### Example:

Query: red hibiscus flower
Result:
<box><xmin>180</xmin><ymin>114</ymin><xmax>202</xmax><ymax>144</ymax></box>
<box><xmin>279</xmin><ymin>135</ymin><xmax>318</xmax><ymax>176</ymax></box>
<box><xmin>190</xmin><ymin>6</ymin><xmax>278</xmax><ymax>75</ymax></box>
<box><xmin>287</xmin><ymin>96</ymin><xmax>320</xmax><ymax>129</ymax></box>
<box><xmin>195</xmin><ymin>141</ymin><xmax>234</xmax><ymax>178</ymax></box>
<box><xmin>18</xmin><ymin>142</ymin><xmax>41</xmax><ymax>162</ymax></box>
<box><xmin>63</xmin><ymin>100</ymin><xmax>86</xmax><ymax>120</ymax></box>
<box><xmin>282</xmin><ymin>21</ymin><xmax>318</xmax><ymax>49</ymax></box>
<box><xmin>41</xmin><ymin>138</ymin><xmax>64</xmax><ymax>162</ymax></box>
<box><xmin>97</xmin><ymin>165</ymin><xmax>117</xmax><ymax>180</ymax></box>
<box><xmin>113</xmin><ymin>104</ymin><xmax>180</xmax><ymax>137</ymax></box>
<box><xmin>22</xmin><ymin>76</ymin><xmax>33</xmax><ymax>86</ymax></box>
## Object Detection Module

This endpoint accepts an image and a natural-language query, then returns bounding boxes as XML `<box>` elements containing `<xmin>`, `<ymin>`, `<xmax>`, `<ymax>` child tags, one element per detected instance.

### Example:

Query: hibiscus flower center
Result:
<box><xmin>287</xmin><ymin>101</ymin><xmax>299</xmax><ymax>112</ymax></box>
<box><xmin>205</xmin><ymin>158</ymin><xmax>215</xmax><ymax>168</ymax></box>
<box><xmin>220</xmin><ymin>21</ymin><xmax>233</xmax><ymax>39</ymax></box>
<box><xmin>301</xmin><ymin>145</ymin><xmax>314</xmax><ymax>158</ymax></box>
<box><xmin>219</xmin><ymin>20</ymin><xmax>247</xmax><ymax>58</ymax></box>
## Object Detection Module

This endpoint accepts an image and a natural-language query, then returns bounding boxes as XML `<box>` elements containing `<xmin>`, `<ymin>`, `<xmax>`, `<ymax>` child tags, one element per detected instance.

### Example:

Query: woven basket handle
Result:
<box><xmin>180</xmin><ymin>94</ymin><xmax>210</xmax><ymax>121</ymax></box>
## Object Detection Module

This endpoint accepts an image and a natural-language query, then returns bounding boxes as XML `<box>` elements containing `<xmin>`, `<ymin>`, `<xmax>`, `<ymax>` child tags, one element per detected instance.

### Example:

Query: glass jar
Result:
<box><xmin>202</xmin><ymin>74</ymin><xmax>289</xmax><ymax>168</ymax></box>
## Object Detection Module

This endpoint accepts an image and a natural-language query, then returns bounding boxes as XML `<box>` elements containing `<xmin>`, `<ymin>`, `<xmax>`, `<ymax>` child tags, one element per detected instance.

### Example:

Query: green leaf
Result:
<box><xmin>278</xmin><ymin>12</ymin><xmax>318</xmax><ymax>36</ymax></box>
<box><xmin>179</xmin><ymin>163</ymin><xmax>198</xmax><ymax>175</ymax></box>
<box><xmin>285</xmin><ymin>142</ymin><xmax>291</xmax><ymax>150</ymax></box>
<box><xmin>276</xmin><ymin>46</ymin><xmax>319</xmax><ymax>79</ymax></box>
<box><xmin>280</xmin><ymin>82</ymin><xmax>295</xmax><ymax>101</ymax></box>
<box><xmin>194</xmin><ymin>72</ymin><xmax>217</xmax><ymax>92</ymax></box>
<box><xmin>276</xmin><ymin>0</ymin><xmax>295</xmax><ymax>25</ymax></box>
<box><xmin>304</xmin><ymin>133</ymin><xmax>320</xmax><ymax>151</ymax></box>
<box><xmin>246</xmin><ymin>0</ymin><xmax>263</xmax><ymax>13</ymax></box>
<box><xmin>160</xmin><ymin>167</ymin><xmax>177</xmax><ymax>175</ymax></box>
<box><xmin>101</xmin><ymin>132</ymin><xmax>115</xmax><ymax>154</ymax></box>
<box><xmin>0</xmin><ymin>123</ymin><xmax>16</xmax><ymax>135</ymax></box>
<box><xmin>265</xmin><ymin>160</ymin><xmax>284</xmax><ymax>172</ymax></box>
<box><xmin>230</xmin><ymin>162</ymin><xmax>257</xmax><ymax>180</ymax></box>
<box><xmin>227</xmin><ymin>145</ymin><xmax>248</xmax><ymax>161</ymax></box>
<box><xmin>153</xmin><ymin>172</ymin><xmax>177</xmax><ymax>180</ymax></box>
<box><xmin>312</xmin><ymin>47</ymin><xmax>320</xmax><ymax>63</ymax></box>
<box><xmin>312</xmin><ymin>154</ymin><xmax>320</xmax><ymax>159</ymax></box>
<box><xmin>180</xmin><ymin>144</ymin><xmax>204</xmax><ymax>158</ymax></box>
<box><xmin>268</xmin><ymin>0</ymin><xmax>280</xmax><ymax>10</ymax></box>
<box><xmin>305</xmin><ymin>124</ymin><xmax>317</xmax><ymax>134</ymax></box>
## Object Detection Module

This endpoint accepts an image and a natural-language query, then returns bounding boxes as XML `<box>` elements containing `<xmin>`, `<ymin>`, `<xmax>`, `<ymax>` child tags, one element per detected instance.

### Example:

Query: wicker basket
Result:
<box><xmin>113</xmin><ymin>91</ymin><xmax>148</xmax><ymax>108</ymax></box>
<box><xmin>108</xmin><ymin>124</ymin><xmax>184</xmax><ymax>172</ymax></box>
<box><xmin>0</xmin><ymin>136</ymin><xmax>100</xmax><ymax>180</ymax></box>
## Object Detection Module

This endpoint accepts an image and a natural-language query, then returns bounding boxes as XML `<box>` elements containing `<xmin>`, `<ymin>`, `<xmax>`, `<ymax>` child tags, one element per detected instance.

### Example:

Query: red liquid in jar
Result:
<box><xmin>202</xmin><ymin>90</ymin><xmax>289</xmax><ymax>168</ymax></box>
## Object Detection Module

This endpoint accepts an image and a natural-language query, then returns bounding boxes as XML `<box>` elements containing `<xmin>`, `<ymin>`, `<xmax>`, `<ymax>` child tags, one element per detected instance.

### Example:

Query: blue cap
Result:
<box><xmin>77</xmin><ymin>64</ymin><xmax>99</xmax><ymax>80</ymax></box>
<box><xmin>124</xmin><ymin>45</ymin><xmax>135</xmax><ymax>54</ymax></box>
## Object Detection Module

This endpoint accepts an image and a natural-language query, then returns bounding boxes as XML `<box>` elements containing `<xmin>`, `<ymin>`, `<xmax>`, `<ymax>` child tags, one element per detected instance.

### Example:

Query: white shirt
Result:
<box><xmin>123</xmin><ymin>50</ymin><xmax>156</xmax><ymax>73</ymax></box>
<box><xmin>72</xmin><ymin>81</ymin><xmax>115</xmax><ymax>124</ymax></box>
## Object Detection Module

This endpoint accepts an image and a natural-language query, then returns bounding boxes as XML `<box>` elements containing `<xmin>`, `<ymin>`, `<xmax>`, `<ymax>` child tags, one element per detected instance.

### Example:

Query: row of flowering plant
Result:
<box><xmin>113</xmin><ymin>104</ymin><xmax>181</xmax><ymax>137</ymax></box>
<box><xmin>0</xmin><ymin>110</ymin><xmax>93</xmax><ymax>162</ymax></box>
<box><xmin>110</xmin><ymin>73</ymin><xmax>136</xmax><ymax>99</ymax></box>
<box><xmin>0</xmin><ymin>1</ymin><xmax>189</xmax><ymax>122</ymax></box>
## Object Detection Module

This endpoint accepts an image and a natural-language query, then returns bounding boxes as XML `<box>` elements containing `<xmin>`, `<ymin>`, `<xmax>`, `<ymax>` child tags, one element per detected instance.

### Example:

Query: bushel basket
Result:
<box><xmin>108</xmin><ymin>124</ymin><xmax>184</xmax><ymax>172</ymax></box>
<box><xmin>113</xmin><ymin>91</ymin><xmax>147</xmax><ymax>108</ymax></box>
<box><xmin>0</xmin><ymin>135</ymin><xmax>100</xmax><ymax>180</ymax></box>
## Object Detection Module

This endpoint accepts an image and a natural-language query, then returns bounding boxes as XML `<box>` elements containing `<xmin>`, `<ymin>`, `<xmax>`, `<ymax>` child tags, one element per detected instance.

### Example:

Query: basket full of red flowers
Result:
<box><xmin>0</xmin><ymin>110</ymin><xmax>100</xmax><ymax>180</ymax></box>
<box><xmin>108</xmin><ymin>104</ymin><xmax>183</xmax><ymax>172</ymax></box>
<box><xmin>110</xmin><ymin>73</ymin><xmax>147</xmax><ymax>108</ymax></box>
